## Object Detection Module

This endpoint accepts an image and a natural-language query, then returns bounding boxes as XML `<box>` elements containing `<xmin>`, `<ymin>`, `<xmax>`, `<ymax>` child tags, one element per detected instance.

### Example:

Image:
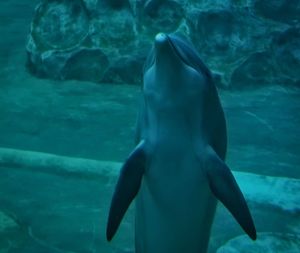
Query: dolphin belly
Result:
<box><xmin>135</xmin><ymin>143</ymin><xmax>217</xmax><ymax>253</ymax></box>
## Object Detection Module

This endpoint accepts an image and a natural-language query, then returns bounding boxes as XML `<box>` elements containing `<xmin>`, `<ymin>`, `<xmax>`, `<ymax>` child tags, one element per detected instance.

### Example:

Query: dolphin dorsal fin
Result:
<box><xmin>106</xmin><ymin>140</ymin><xmax>146</xmax><ymax>241</ymax></box>
<box><xmin>204</xmin><ymin>146</ymin><xmax>257</xmax><ymax>240</ymax></box>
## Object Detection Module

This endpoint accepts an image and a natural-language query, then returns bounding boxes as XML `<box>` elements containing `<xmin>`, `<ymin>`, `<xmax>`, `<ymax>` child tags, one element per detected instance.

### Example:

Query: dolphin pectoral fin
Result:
<box><xmin>106</xmin><ymin>140</ymin><xmax>146</xmax><ymax>241</ymax></box>
<box><xmin>204</xmin><ymin>146</ymin><xmax>257</xmax><ymax>240</ymax></box>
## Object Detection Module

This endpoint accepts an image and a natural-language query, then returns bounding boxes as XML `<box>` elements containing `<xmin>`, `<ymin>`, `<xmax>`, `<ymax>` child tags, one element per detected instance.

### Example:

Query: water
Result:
<box><xmin>0</xmin><ymin>1</ymin><xmax>299</xmax><ymax>253</ymax></box>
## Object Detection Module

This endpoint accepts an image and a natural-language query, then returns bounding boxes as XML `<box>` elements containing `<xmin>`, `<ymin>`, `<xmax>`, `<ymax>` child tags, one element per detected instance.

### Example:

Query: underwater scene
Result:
<box><xmin>0</xmin><ymin>0</ymin><xmax>299</xmax><ymax>252</ymax></box>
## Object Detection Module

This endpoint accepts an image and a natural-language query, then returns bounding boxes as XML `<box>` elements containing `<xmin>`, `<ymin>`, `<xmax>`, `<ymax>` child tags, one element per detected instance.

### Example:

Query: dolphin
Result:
<box><xmin>106</xmin><ymin>33</ymin><xmax>256</xmax><ymax>253</ymax></box>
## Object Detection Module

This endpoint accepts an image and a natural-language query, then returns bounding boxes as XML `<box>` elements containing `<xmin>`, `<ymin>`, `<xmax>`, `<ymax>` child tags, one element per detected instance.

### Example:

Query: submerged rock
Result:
<box><xmin>61</xmin><ymin>48</ymin><xmax>109</xmax><ymax>82</ymax></box>
<box><xmin>26</xmin><ymin>0</ymin><xmax>300</xmax><ymax>88</ymax></box>
<box><xmin>271</xmin><ymin>26</ymin><xmax>300</xmax><ymax>86</ymax></box>
<box><xmin>26</xmin><ymin>0</ymin><xmax>140</xmax><ymax>84</ymax></box>
<box><xmin>26</xmin><ymin>0</ymin><xmax>94</xmax><ymax>80</ymax></box>
<box><xmin>230</xmin><ymin>51</ymin><xmax>276</xmax><ymax>89</ymax></box>
<box><xmin>217</xmin><ymin>232</ymin><xmax>300</xmax><ymax>253</ymax></box>
<box><xmin>30</xmin><ymin>0</ymin><xmax>90</xmax><ymax>51</ymax></box>
<box><xmin>252</xmin><ymin>0</ymin><xmax>300</xmax><ymax>25</ymax></box>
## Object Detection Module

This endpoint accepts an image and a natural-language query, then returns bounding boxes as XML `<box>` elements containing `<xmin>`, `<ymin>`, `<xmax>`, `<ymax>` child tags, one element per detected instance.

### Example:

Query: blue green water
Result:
<box><xmin>0</xmin><ymin>1</ymin><xmax>299</xmax><ymax>253</ymax></box>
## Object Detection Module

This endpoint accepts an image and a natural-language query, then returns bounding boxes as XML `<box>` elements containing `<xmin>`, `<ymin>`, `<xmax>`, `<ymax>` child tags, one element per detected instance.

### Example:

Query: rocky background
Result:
<box><xmin>0</xmin><ymin>1</ymin><xmax>300</xmax><ymax>252</ymax></box>
<box><xmin>26</xmin><ymin>0</ymin><xmax>300</xmax><ymax>89</ymax></box>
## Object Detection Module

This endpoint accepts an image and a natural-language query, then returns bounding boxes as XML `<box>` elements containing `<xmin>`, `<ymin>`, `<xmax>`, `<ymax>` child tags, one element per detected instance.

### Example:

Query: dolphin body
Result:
<box><xmin>106</xmin><ymin>33</ymin><xmax>256</xmax><ymax>253</ymax></box>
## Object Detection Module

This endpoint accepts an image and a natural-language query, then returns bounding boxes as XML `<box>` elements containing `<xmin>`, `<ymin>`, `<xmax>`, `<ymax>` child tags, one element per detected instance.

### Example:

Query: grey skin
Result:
<box><xmin>106</xmin><ymin>33</ymin><xmax>256</xmax><ymax>253</ymax></box>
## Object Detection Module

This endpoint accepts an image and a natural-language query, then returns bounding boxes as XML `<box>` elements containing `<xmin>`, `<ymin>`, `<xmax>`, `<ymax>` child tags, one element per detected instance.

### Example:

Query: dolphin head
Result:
<box><xmin>143</xmin><ymin>33</ymin><xmax>213</xmax><ymax>84</ymax></box>
<box><xmin>154</xmin><ymin>33</ymin><xmax>184</xmax><ymax>67</ymax></box>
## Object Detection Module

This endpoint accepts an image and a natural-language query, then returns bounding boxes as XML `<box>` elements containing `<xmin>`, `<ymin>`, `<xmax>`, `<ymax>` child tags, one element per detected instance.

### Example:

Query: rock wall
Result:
<box><xmin>26</xmin><ymin>0</ymin><xmax>300</xmax><ymax>89</ymax></box>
